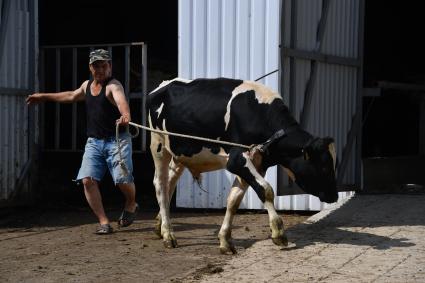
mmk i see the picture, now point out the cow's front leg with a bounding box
[243,151,288,247]
[227,150,288,248]
[218,177,248,254]
[150,134,177,248]
[154,159,185,239]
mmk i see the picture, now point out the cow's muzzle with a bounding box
[318,192,338,204]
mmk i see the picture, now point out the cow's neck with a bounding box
[262,128,313,168]
[252,100,312,168]
[266,100,299,135]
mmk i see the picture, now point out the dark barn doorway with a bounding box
[362,2,425,190]
[38,0,178,209]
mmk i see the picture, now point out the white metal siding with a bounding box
[179,0,280,85]
[0,0,35,200]
[178,0,279,209]
[177,0,357,210]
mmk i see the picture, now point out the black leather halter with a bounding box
[257,125,299,154]
[257,126,319,158]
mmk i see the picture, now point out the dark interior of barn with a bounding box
[38,0,178,209]
[362,2,425,190]
[37,1,425,207]
[363,2,425,158]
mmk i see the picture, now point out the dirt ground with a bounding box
[0,205,311,282]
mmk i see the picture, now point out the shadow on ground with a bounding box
[284,194,423,251]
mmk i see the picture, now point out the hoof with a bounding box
[163,239,178,248]
[272,234,289,247]
[154,225,162,239]
[154,214,162,239]
[220,245,237,255]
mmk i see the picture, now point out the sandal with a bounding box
[118,203,139,228]
[95,224,113,235]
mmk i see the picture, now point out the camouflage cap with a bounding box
[89,49,111,64]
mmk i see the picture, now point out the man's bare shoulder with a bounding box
[105,79,125,101]
[106,78,124,90]
[80,80,90,94]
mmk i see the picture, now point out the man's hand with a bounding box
[116,115,130,126]
[26,93,44,105]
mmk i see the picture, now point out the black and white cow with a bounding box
[147,77,337,254]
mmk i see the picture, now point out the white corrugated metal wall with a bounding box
[0,0,37,200]
[177,0,358,210]
[177,0,280,210]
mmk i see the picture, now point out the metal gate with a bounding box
[38,43,148,153]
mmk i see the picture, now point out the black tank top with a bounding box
[85,78,127,138]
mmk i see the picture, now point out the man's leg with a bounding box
[108,134,138,226]
[82,177,109,225]
[117,182,137,212]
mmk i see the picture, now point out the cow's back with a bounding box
[147,78,243,139]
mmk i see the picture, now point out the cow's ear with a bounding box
[323,137,337,170]
[302,148,310,160]
[328,142,337,169]
[302,141,316,161]
[283,167,296,181]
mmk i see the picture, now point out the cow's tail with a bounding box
[191,172,208,193]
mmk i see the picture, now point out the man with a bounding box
[26,49,138,234]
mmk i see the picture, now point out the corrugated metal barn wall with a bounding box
[177,0,280,210]
[177,0,358,210]
[282,0,361,186]
[0,0,37,201]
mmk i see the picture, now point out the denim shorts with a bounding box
[76,133,134,184]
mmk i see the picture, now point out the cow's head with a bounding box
[288,137,338,203]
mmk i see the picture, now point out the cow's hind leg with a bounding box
[154,159,185,238]
[151,134,178,248]
[218,177,249,254]
[227,150,288,248]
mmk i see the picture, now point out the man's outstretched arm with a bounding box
[26,81,87,105]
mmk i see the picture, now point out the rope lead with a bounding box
[127,122,251,149]
[115,122,254,177]
[115,124,129,177]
